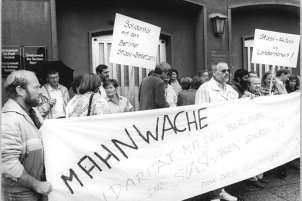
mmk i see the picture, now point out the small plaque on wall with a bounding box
[23,46,47,69]
[1,46,22,77]
[207,51,232,69]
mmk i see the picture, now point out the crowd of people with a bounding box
[1,61,300,201]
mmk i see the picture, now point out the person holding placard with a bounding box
[195,61,238,201]
[260,71,291,179]
[273,69,300,178]
[260,72,280,96]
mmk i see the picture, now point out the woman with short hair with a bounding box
[66,73,111,117]
[104,79,134,113]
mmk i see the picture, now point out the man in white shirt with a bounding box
[96,64,110,98]
[195,62,238,104]
[195,62,238,201]
[38,69,70,119]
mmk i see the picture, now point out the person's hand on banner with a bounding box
[34,181,52,195]
[242,91,256,99]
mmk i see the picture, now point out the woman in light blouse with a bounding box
[66,73,111,117]
[104,79,134,113]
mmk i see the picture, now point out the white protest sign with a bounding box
[41,93,300,201]
[109,13,161,69]
[251,29,300,67]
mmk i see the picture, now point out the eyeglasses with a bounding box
[221,69,230,73]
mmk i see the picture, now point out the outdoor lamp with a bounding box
[209,13,227,37]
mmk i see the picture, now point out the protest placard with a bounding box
[251,29,300,67]
[109,13,161,69]
[41,93,300,201]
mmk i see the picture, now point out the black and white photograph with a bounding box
[1,0,300,201]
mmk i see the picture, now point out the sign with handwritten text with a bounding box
[109,13,161,69]
[251,29,300,67]
[41,93,300,201]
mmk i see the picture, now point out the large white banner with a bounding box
[41,93,300,201]
[109,13,161,69]
[251,29,300,67]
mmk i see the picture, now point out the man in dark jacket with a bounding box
[139,62,170,110]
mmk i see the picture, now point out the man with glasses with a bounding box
[195,62,238,104]
[195,62,239,201]
[38,69,70,119]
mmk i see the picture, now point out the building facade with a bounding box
[2,0,300,106]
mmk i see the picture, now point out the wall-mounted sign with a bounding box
[1,46,47,77]
[207,51,232,69]
[23,46,47,69]
[1,46,22,77]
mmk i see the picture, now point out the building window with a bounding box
[91,35,167,110]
